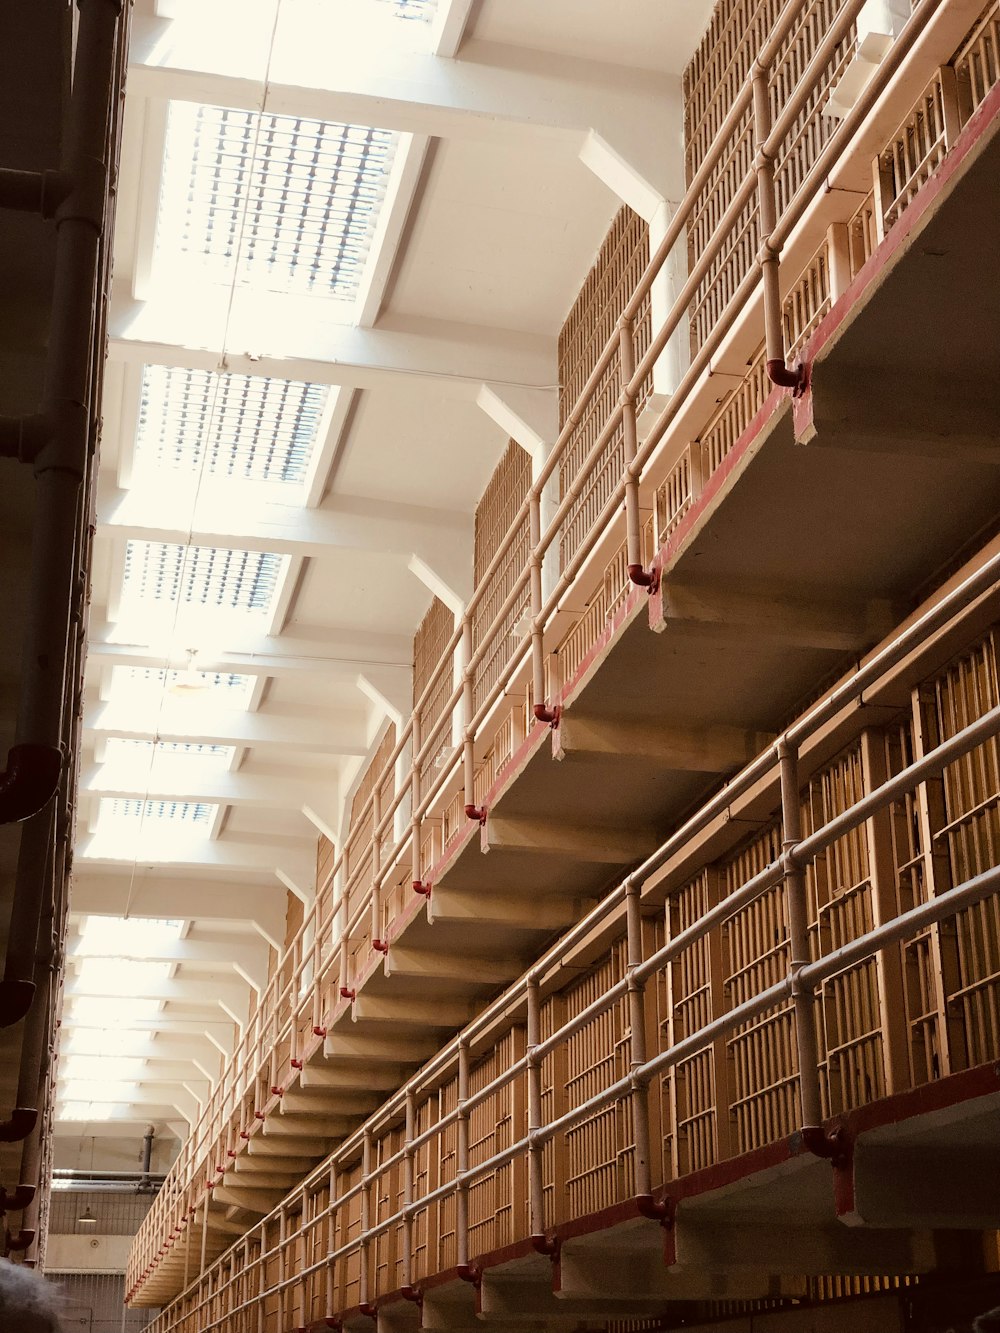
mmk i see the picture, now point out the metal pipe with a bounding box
[619,318,655,590]
[0,801,55,1025]
[462,616,485,822]
[626,883,666,1218]
[0,0,121,824]
[0,167,70,215]
[529,491,557,723]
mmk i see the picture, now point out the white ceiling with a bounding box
[63,0,715,1140]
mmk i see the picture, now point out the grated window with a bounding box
[159,102,396,300]
[136,365,327,486]
[121,541,284,616]
[103,738,235,765]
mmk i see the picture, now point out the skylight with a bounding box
[74,958,172,998]
[61,1055,147,1083]
[61,1080,141,1105]
[67,997,163,1027]
[61,1028,152,1057]
[76,915,185,959]
[121,541,285,617]
[57,1102,131,1122]
[157,102,396,301]
[99,799,215,827]
[101,738,235,777]
[108,666,255,708]
[135,365,327,487]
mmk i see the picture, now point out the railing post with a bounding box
[411,712,427,895]
[752,68,805,390]
[371,784,385,952]
[360,1129,373,1311]
[455,1038,476,1280]
[402,1089,417,1296]
[462,616,485,822]
[620,318,656,591]
[525,976,554,1253]
[626,880,668,1219]
[529,491,557,724]
[777,740,825,1145]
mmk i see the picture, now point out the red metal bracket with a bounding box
[401,1285,422,1305]
[372,938,389,954]
[254,1110,265,1121]
[413,880,431,897]
[290,1057,303,1069]
[358,1302,378,1319]
[532,703,560,727]
[766,357,810,396]
[338,988,355,1002]
[240,1130,251,1140]
[530,1234,559,1259]
[464,804,486,824]
[636,1192,673,1226]
[456,1263,480,1285]
[270,1085,283,1097]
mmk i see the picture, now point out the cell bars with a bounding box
[159,101,397,300]
[136,365,327,487]
[121,540,285,617]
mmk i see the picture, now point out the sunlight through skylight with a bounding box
[135,365,327,488]
[74,958,173,998]
[156,102,397,303]
[76,915,185,959]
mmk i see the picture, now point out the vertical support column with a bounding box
[626,882,667,1217]
[525,977,554,1251]
[371,785,385,953]
[826,221,853,303]
[199,1192,209,1276]
[938,64,963,147]
[859,728,913,1095]
[402,1089,417,1297]
[752,69,805,390]
[529,490,557,723]
[778,741,825,1139]
[455,1040,474,1279]
[871,149,893,244]
[257,1229,266,1333]
[462,616,485,822]
[411,713,427,894]
[277,1210,287,1331]
[620,318,655,589]
[911,686,968,1074]
[360,1129,374,1312]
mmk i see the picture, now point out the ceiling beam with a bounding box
[108,294,556,398]
[95,474,473,570]
[75,832,314,882]
[80,764,335,814]
[83,696,369,755]
[127,9,677,152]
[70,873,286,946]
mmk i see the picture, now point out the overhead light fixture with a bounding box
[77,1206,97,1227]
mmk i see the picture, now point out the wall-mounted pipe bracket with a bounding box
[796,1123,851,1168]
[313,1025,328,1037]
[373,938,389,954]
[401,1285,422,1305]
[338,989,354,1003]
[455,1263,480,1285]
[358,1302,378,1319]
[464,804,487,824]
[412,880,431,897]
[290,1057,303,1069]
[270,1085,283,1097]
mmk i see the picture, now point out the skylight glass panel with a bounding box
[135,365,327,486]
[62,1055,147,1082]
[121,541,284,617]
[61,1028,152,1056]
[102,738,235,775]
[67,997,163,1027]
[57,1102,129,1122]
[62,1080,141,1104]
[100,798,215,827]
[378,0,438,17]
[109,667,255,707]
[75,958,172,997]
[77,915,185,959]
[159,102,396,300]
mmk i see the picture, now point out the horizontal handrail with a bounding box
[128,0,982,1290]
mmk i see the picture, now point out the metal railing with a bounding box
[140,551,1000,1331]
[126,0,1000,1299]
